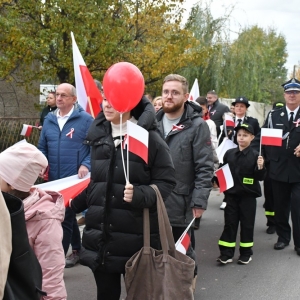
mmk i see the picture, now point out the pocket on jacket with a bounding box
[174,181,190,195]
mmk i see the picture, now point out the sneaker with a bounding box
[65,250,80,268]
[237,256,252,265]
[77,217,85,226]
[220,202,227,210]
[216,255,233,264]
[266,226,276,234]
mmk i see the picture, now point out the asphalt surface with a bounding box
[65,189,300,300]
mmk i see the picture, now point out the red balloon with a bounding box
[103,62,145,113]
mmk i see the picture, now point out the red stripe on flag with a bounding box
[216,168,227,193]
[128,136,148,164]
[25,126,33,137]
[59,178,90,207]
[79,65,102,118]
[261,136,282,146]
[181,232,190,251]
[226,120,235,127]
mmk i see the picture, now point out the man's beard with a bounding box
[162,100,184,113]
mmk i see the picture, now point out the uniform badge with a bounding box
[280,112,284,116]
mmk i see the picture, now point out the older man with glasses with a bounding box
[258,78,300,256]
[38,83,94,267]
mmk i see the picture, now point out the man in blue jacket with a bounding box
[38,83,93,267]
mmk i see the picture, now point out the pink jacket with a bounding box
[23,188,67,300]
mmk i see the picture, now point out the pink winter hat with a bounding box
[0,143,48,192]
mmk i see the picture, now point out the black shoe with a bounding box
[294,246,300,256]
[274,242,289,250]
[216,255,233,264]
[237,255,252,265]
[266,226,276,234]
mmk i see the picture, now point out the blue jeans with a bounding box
[62,207,81,255]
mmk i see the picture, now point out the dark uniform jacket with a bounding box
[209,99,230,136]
[71,99,176,274]
[223,147,266,198]
[222,116,260,145]
[259,106,300,183]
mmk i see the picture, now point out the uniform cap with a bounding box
[234,123,254,135]
[282,78,300,92]
[231,96,250,108]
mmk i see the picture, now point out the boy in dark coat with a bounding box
[217,123,266,265]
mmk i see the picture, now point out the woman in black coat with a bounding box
[71,97,176,300]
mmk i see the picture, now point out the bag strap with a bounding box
[151,184,176,258]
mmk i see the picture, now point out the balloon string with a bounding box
[119,113,129,184]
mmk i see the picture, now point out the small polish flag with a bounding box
[188,79,200,101]
[261,128,283,146]
[20,124,33,137]
[215,164,234,193]
[71,32,102,118]
[34,174,90,207]
[176,232,191,254]
[125,121,149,164]
[224,114,235,128]
[175,218,195,254]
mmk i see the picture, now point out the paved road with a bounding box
[65,189,300,299]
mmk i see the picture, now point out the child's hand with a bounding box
[124,184,134,203]
[257,156,264,170]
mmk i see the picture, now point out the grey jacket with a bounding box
[156,101,214,226]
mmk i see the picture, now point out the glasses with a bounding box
[56,93,73,98]
[162,90,183,97]
[285,91,300,95]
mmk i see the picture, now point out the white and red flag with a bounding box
[216,137,237,164]
[71,32,102,118]
[215,163,234,193]
[224,114,235,129]
[20,124,33,137]
[188,79,200,101]
[34,174,90,207]
[175,218,195,254]
[124,121,149,164]
[260,128,283,146]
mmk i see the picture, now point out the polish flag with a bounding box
[188,79,200,101]
[215,164,234,193]
[71,32,102,118]
[20,124,33,137]
[34,174,90,207]
[224,114,235,128]
[175,218,195,254]
[125,121,149,164]
[261,128,283,146]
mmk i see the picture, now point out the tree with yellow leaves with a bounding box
[0,0,199,94]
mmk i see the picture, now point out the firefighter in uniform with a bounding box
[260,78,300,255]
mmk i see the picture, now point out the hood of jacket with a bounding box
[23,188,65,222]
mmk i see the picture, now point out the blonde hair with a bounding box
[163,74,189,94]
[152,96,162,105]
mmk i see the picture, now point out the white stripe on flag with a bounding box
[216,164,234,193]
[261,128,283,146]
[188,79,200,101]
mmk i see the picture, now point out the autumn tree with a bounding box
[0,0,199,94]
[181,1,287,103]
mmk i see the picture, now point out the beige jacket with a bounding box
[0,178,12,298]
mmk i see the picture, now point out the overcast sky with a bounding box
[183,0,300,77]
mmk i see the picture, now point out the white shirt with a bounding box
[57,106,74,131]
[286,106,299,121]
[235,116,244,127]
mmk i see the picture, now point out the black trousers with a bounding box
[219,195,257,257]
[272,180,300,247]
[263,167,275,227]
[93,269,122,300]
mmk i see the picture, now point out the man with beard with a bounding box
[156,74,214,291]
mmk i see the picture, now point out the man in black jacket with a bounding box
[207,90,230,137]
[259,78,300,255]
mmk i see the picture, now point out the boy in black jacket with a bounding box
[217,123,266,265]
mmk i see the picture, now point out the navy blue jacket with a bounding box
[38,105,93,181]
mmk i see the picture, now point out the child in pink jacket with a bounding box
[0,142,67,300]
